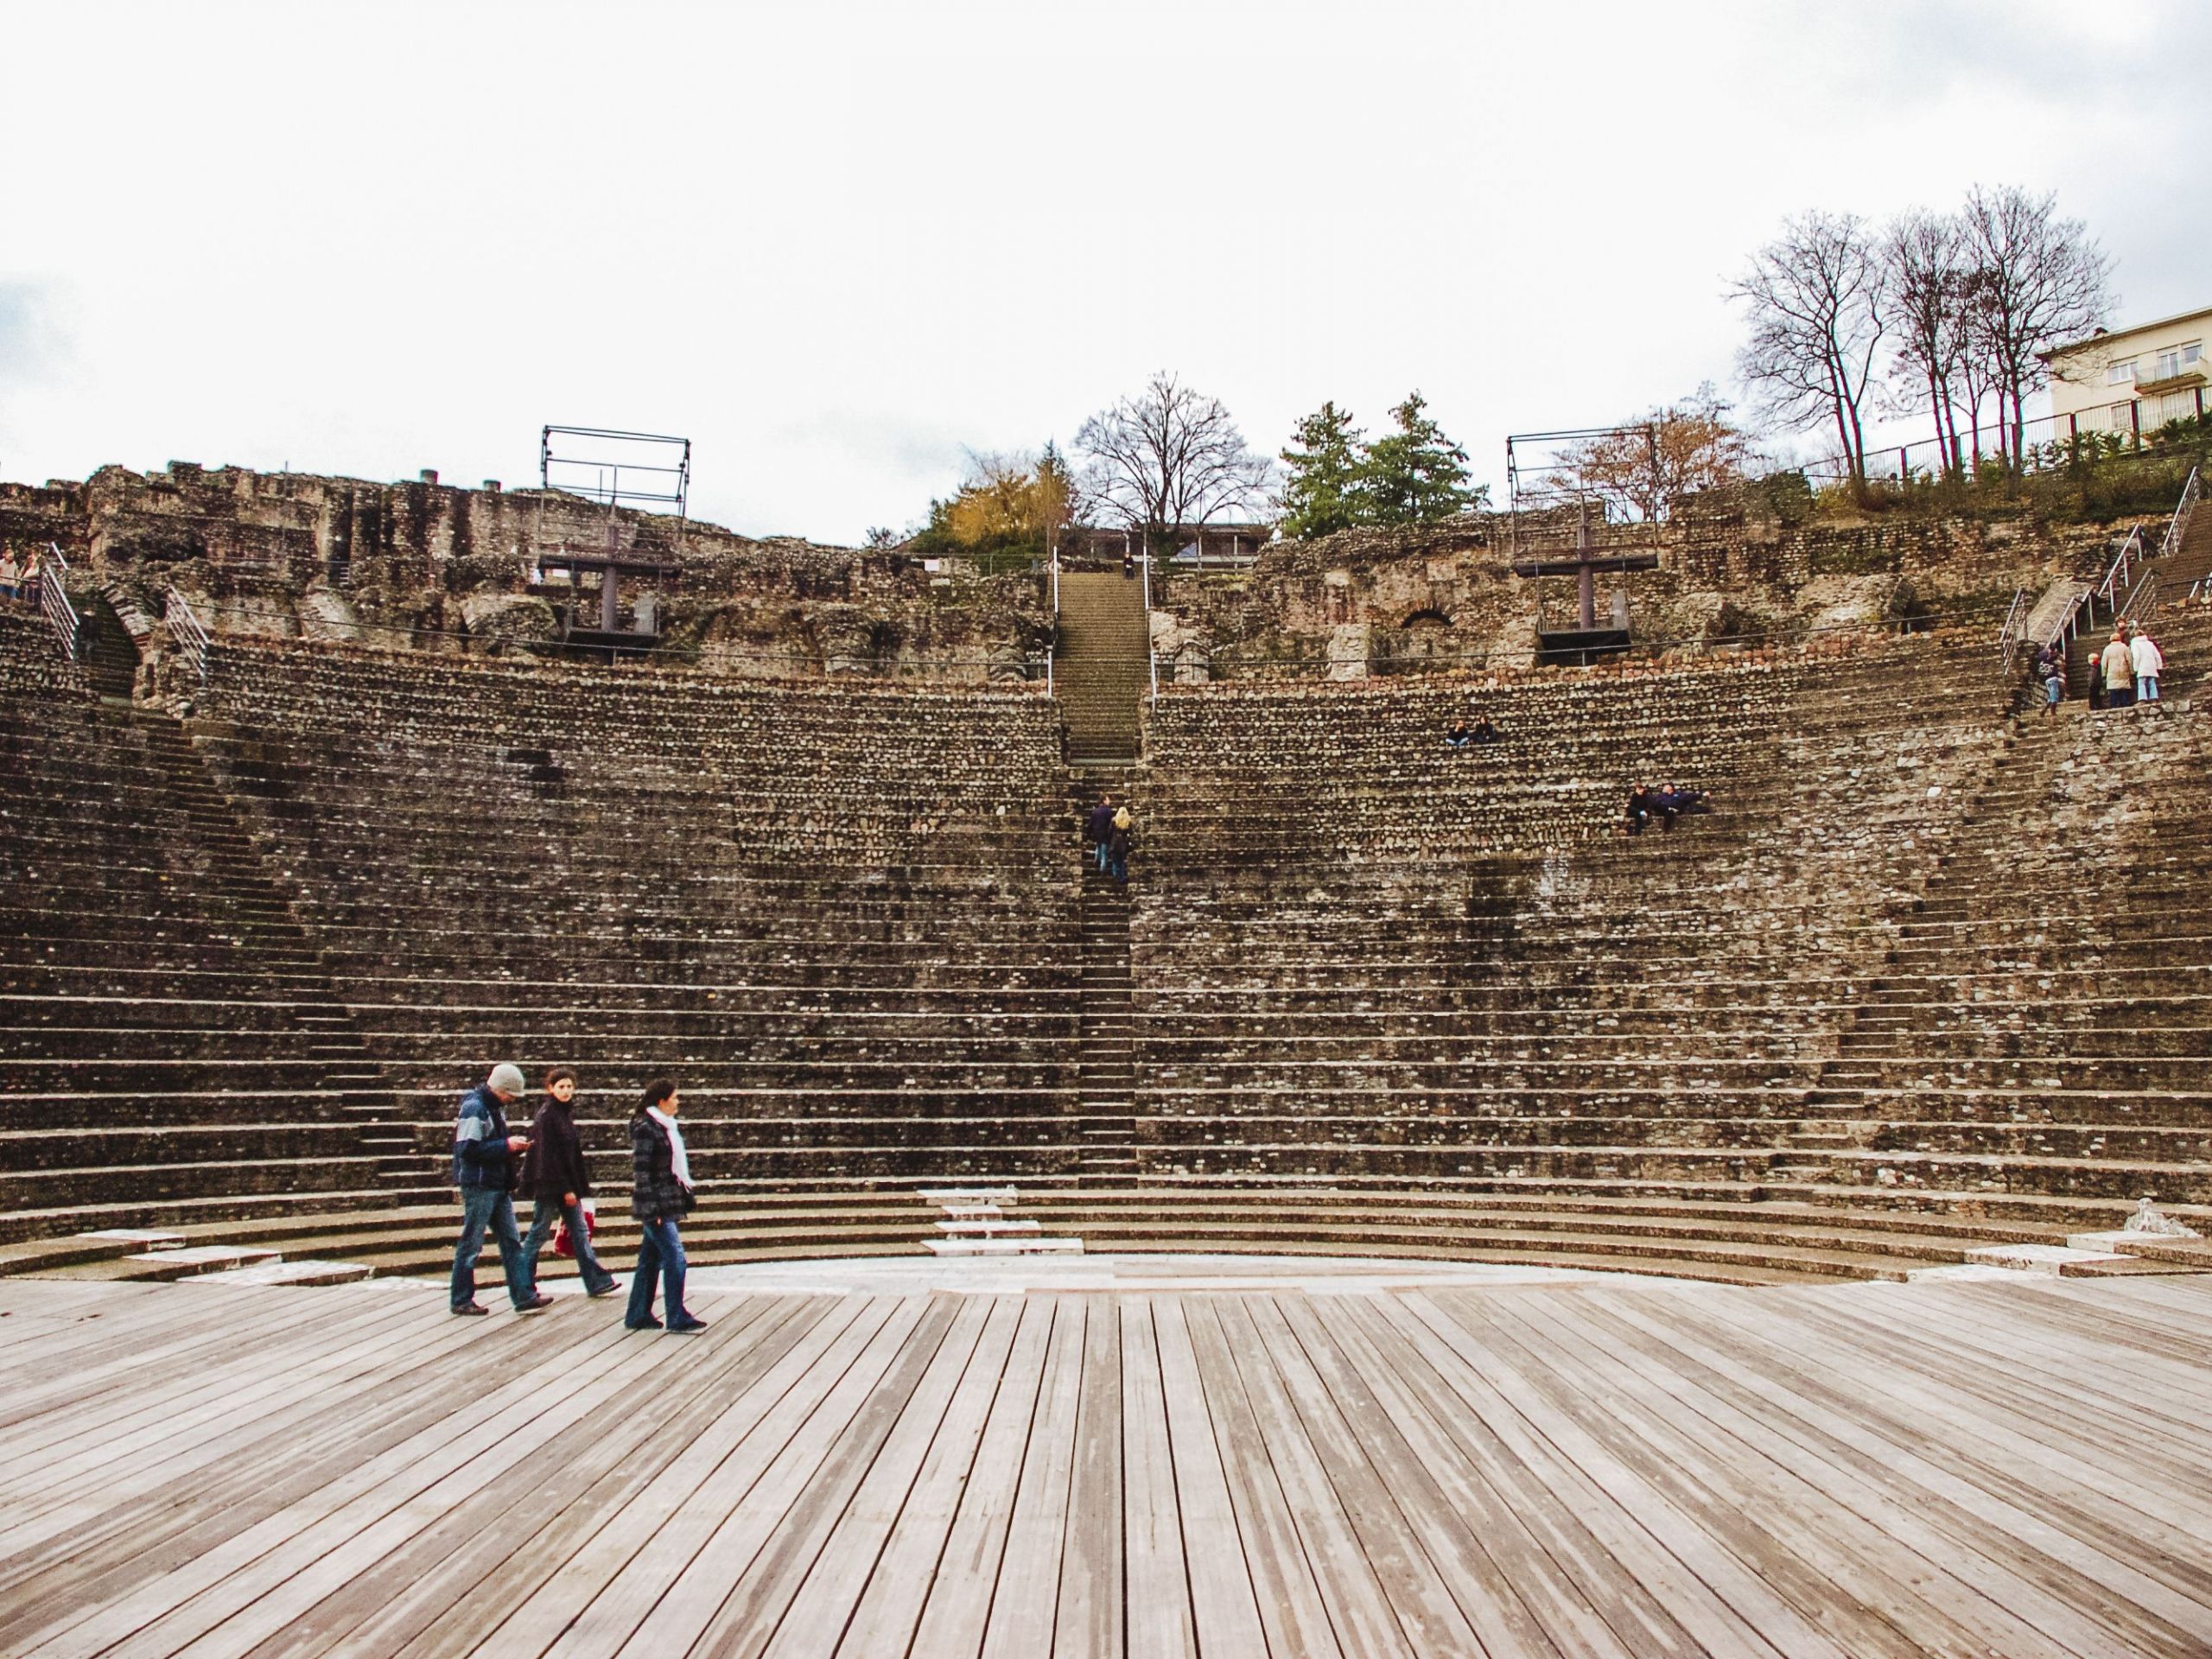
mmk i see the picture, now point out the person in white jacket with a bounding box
[2131,626,2165,702]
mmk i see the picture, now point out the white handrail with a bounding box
[2165,464,2200,561]
[37,542,79,662]
[164,585,211,682]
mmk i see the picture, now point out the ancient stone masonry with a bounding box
[1157,494,2133,681]
[0,461,1050,678]
[3,588,2209,1281]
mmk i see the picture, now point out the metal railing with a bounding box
[1141,553,1159,706]
[164,585,212,682]
[2166,464,2201,563]
[1804,387,2209,485]
[37,542,79,662]
[1998,588,2029,669]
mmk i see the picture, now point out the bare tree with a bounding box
[1557,385,1751,523]
[1731,212,1887,484]
[1883,210,1973,475]
[1958,184,2113,462]
[1074,372,1273,554]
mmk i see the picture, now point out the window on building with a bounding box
[2152,342,2203,380]
[2107,359,2138,385]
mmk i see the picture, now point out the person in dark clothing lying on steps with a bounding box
[449,1063,551,1315]
[626,1078,706,1332]
[518,1065,619,1299]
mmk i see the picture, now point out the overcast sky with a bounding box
[3,0,2205,543]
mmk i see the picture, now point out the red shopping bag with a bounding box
[553,1202,596,1259]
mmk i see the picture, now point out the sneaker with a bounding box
[625,1317,664,1332]
[451,1302,490,1317]
[515,1294,554,1313]
[667,1315,709,1333]
[585,1281,620,1299]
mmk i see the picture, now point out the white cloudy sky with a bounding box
[2,0,2204,543]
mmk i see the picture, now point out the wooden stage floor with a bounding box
[2,1266,2209,1657]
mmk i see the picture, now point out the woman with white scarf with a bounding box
[625,1078,706,1332]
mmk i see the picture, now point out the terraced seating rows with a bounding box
[181,636,1084,1194]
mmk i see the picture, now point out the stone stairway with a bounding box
[1783,710,2063,1181]
[77,595,139,700]
[1075,865,1139,1182]
[110,696,432,1205]
[1055,570,1149,762]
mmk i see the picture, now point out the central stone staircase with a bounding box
[1055,570,1148,763]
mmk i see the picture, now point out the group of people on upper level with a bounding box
[449,1064,705,1333]
[2032,620,2166,715]
[1625,781,1710,836]
[1085,792,1135,883]
[1442,717,1502,749]
[0,548,45,604]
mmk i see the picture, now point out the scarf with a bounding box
[647,1107,692,1190]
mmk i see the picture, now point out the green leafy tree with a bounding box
[1355,392,1484,525]
[1275,402,1366,540]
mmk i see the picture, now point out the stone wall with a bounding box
[1156,494,2142,680]
[0,461,1051,680]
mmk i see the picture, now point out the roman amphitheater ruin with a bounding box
[1,454,2208,1656]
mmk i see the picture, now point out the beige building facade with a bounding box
[2044,305,2209,436]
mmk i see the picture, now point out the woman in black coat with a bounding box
[518,1066,618,1298]
[625,1077,705,1332]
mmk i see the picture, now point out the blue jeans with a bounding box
[626,1216,692,1326]
[2139,676,2159,702]
[521,1198,617,1296]
[451,1187,531,1309]
[1094,841,1109,874]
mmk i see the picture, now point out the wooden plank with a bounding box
[976,1296,1085,1659]
[1053,1293,1124,1659]
[1479,1290,2017,1659]
[611,1295,950,1656]
[0,1295,553,1632]
[1279,1293,1569,1659]
[242,1300,817,1659]
[14,1300,668,1659]
[1116,1299,1196,1659]
[1146,1298,1268,1658]
[712,1294,994,1659]
[461,1298,880,1659]
[827,1297,1027,1658]
[1357,1294,1776,1659]
[1412,1287,1854,1659]
[1210,1295,1413,1658]
[1241,1294,1489,1659]
[1325,1294,1699,1659]
[527,1297,918,1659]
[1663,1288,2212,1643]
[1179,1295,1344,1659]
[1558,1289,2152,1659]
[904,1296,1057,1659]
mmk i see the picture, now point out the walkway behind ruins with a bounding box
[3,1266,2209,1657]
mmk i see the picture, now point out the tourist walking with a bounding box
[2131,625,2164,702]
[1087,793,1116,874]
[626,1078,706,1332]
[0,551,17,601]
[2035,644,2063,716]
[2100,629,2136,709]
[449,1063,551,1315]
[1107,805,1133,884]
[518,1066,619,1299]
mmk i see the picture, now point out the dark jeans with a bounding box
[521,1198,617,1296]
[450,1187,531,1309]
[626,1216,693,1326]
[2107,685,2134,709]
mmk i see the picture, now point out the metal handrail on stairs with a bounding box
[36,542,79,662]
[2165,464,2200,566]
[1141,550,1158,705]
[1998,588,2029,671]
[165,585,212,682]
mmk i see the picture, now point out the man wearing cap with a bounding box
[450,1063,551,1315]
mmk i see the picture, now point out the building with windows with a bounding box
[2043,305,2209,438]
